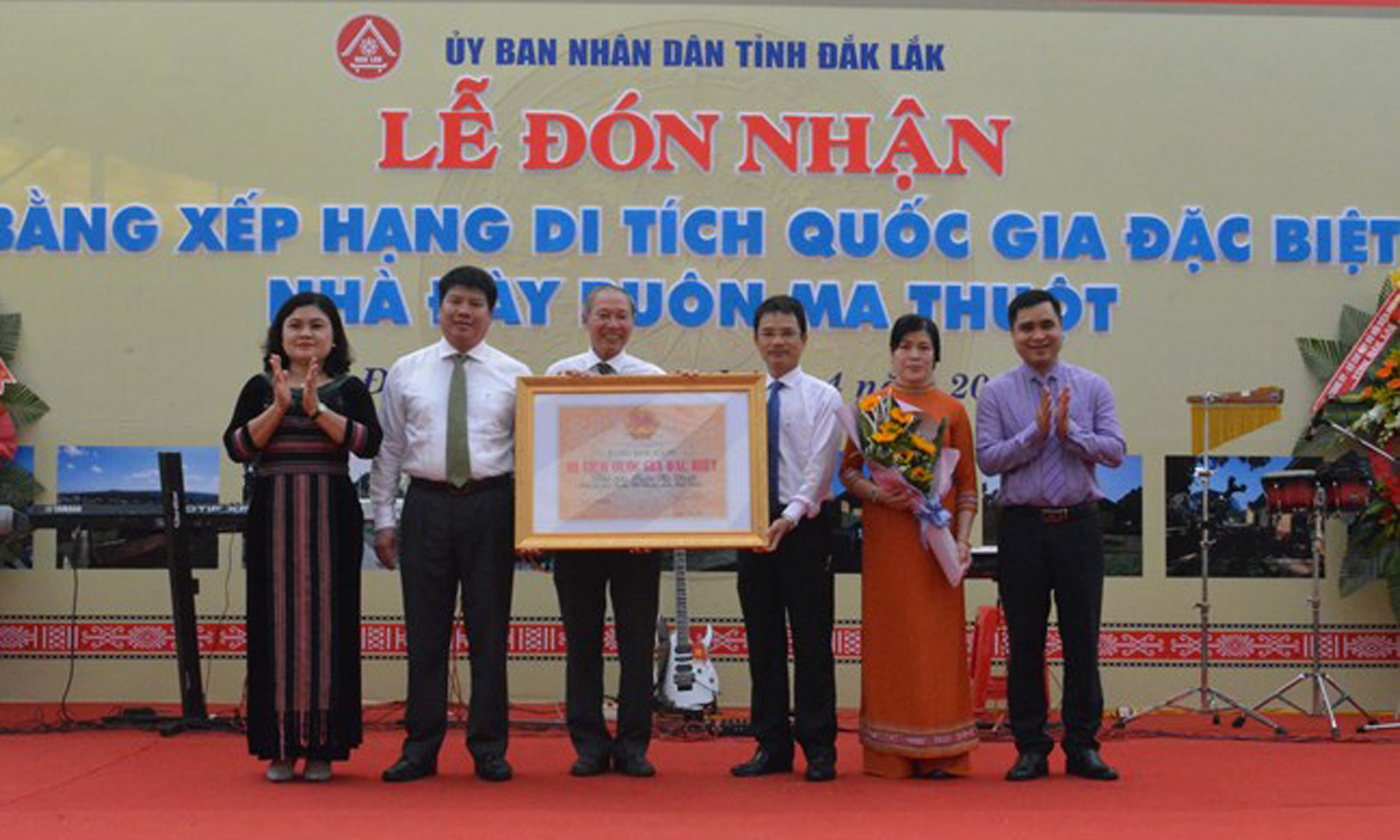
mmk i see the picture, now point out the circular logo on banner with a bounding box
[336,14,402,80]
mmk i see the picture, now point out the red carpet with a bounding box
[2,706,1397,840]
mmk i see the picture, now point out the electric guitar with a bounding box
[655,548,720,712]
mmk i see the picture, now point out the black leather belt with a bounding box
[410,474,513,497]
[1004,501,1099,524]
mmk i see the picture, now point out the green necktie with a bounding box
[447,352,471,487]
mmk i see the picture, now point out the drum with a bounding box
[1261,470,1317,513]
[1324,477,1370,512]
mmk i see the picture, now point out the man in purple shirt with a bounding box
[976,289,1126,783]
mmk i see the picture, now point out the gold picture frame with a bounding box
[515,373,768,550]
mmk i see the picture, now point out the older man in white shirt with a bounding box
[545,284,665,778]
[371,265,530,784]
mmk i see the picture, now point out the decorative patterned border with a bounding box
[1,617,1396,665]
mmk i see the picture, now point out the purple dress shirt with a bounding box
[975,361,1126,507]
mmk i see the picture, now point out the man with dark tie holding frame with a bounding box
[975,288,1125,783]
[731,295,842,783]
[372,265,530,783]
[545,284,665,778]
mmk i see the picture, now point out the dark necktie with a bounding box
[446,353,471,487]
[593,360,616,375]
[767,380,784,514]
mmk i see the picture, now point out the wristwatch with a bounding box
[309,401,327,419]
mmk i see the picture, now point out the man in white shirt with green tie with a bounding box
[372,265,530,784]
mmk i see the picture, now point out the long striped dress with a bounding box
[224,374,381,762]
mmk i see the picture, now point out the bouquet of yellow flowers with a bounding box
[840,388,966,585]
[854,390,947,493]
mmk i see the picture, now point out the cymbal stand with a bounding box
[1235,479,1375,738]
[1117,393,1284,733]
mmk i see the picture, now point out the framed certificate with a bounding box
[515,373,768,550]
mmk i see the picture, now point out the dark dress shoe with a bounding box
[804,760,836,782]
[1065,749,1119,781]
[382,757,437,782]
[731,748,794,777]
[613,754,657,778]
[570,755,610,777]
[475,755,514,782]
[1004,752,1049,782]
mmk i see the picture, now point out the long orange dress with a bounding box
[843,385,980,778]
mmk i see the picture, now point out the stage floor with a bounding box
[1,706,1397,840]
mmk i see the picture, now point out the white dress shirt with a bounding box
[371,338,531,530]
[767,366,843,523]
[544,348,664,377]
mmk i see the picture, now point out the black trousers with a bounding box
[397,481,515,765]
[996,506,1105,756]
[736,515,837,763]
[553,550,662,763]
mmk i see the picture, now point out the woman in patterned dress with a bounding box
[224,292,381,782]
